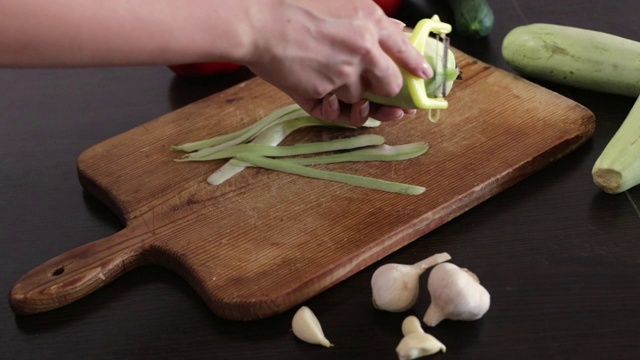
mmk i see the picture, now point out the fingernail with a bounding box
[328,94,339,112]
[391,109,404,120]
[420,62,434,78]
[389,18,407,29]
[405,109,417,115]
[360,101,370,119]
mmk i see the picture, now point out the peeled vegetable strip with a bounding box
[235,153,426,195]
[186,107,311,159]
[207,116,383,185]
[230,143,429,167]
[177,135,385,162]
[172,104,304,153]
[278,143,429,166]
[208,116,361,184]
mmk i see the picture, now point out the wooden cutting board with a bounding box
[10,50,595,320]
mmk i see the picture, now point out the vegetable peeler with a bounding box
[406,15,453,110]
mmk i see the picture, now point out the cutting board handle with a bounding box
[9,227,146,315]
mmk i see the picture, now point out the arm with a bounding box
[0,0,431,124]
[0,0,253,66]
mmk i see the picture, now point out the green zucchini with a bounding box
[502,23,640,97]
[592,95,640,194]
[365,16,459,111]
[448,0,494,38]
[365,36,459,109]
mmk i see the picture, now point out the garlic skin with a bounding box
[396,316,446,360]
[371,252,451,312]
[423,262,490,327]
[291,306,333,348]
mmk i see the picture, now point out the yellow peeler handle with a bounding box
[406,15,452,110]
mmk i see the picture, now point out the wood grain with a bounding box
[9,50,595,320]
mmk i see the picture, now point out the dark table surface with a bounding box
[2,1,640,359]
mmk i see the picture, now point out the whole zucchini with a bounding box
[593,95,640,194]
[502,23,640,97]
[448,0,494,38]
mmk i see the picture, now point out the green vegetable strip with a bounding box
[208,116,343,185]
[268,143,428,166]
[235,153,426,195]
[171,104,304,152]
[177,134,385,162]
[183,108,314,159]
[360,118,383,128]
[207,116,383,185]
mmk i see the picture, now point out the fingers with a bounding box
[378,18,433,80]
[359,41,405,98]
[335,16,432,104]
[293,94,416,127]
[298,96,370,126]
[388,18,407,30]
[280,8,433,125]
[333,81,364,105]
[369,104,415,121]
[291,95,339,122]
[349,99,370,126]
[321,93,340,120]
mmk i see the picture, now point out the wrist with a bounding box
[235,0,286,66]
[159,0,260,66]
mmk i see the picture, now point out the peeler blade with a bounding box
[440,35,450,98]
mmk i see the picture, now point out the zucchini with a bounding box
[448,0,494,38]
[365,16,460,111]
[592,95,640,194]
[502,23,640,97]
[366,36,459,109]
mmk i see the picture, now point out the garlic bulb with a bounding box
[371,252,451,312]
[396,316,446,360]
[291,306,333,347]
[423,262,490,327]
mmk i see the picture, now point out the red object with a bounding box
[168,62,243,77]
[374,0,402,16]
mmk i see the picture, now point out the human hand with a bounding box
[243,0,432,126]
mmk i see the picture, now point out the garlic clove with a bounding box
[423,303,447,328]
[396,316,446,360]
[423,262,491,327]
[396,333,447,360]
[371,263,422,312]
[291,306,333,348]
[401,315,424,336]
[371,252,451,312]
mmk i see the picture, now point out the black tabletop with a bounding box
[2,1,640,359]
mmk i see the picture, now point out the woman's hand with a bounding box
[243,0,432,125]
[0,0,431,126]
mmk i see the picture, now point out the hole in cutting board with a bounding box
[51,267,65,276]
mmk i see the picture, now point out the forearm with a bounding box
[1,0,432,125]
[0,0,256,67]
